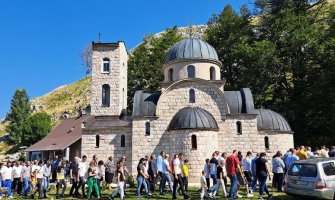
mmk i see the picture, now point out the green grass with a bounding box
[11,184,298,200]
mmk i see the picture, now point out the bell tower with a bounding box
[90,41,128,116]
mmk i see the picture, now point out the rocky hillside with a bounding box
[31,76,91,125]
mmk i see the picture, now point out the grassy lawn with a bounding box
[10,184,300,200]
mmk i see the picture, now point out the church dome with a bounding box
[253,109,292,132]
[164,38,219,64]
[168,107,218,131]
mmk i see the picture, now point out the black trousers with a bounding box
[12,178,22,194]
[273,173,284,191]
[76,176,86,196]
[206,177,210,189]
[69,177,79,195]
[173,174,187,198]
[178,177,188,194]
[56,179,67,196]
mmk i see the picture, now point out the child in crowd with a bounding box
[200,170,209,200]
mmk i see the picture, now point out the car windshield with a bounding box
[322,162,335,176]
[288,163,317,177]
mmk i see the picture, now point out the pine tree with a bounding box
[5,89,32,144]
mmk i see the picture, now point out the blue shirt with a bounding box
[251,157,258,176]
[272,157,285,173]
[285,154,299,169]
[209,158,218,175]
[156,155,163,173]
[204,164,210,178]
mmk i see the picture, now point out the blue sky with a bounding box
[0,0,250,119]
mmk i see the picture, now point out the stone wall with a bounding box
[82,126,133,174]
[163,60,221,82]
[131,80,294,182]
[131,80,226,181]
[91,42,128,116]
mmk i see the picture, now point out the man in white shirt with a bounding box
[42,161,52,198]
[77,155,87,197]
[34,160,44,198]
[160,154,173,195]
[172,153,190,200]
[0,161,14,198]
[12,161,23,195]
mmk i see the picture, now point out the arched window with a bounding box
[264,136,269,150]
[168,68,173,81]
[191,135,197,149]
[187,65,195,78]
[189,89,195,103]
[121,135,125,147]
[102,84,110,107]
[210,66,216,80]
[236,121,242,135]
[102,58,110,72]
[95,135,100,148]
[145,122,150,136]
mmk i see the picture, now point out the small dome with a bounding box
[168,107,218,131]
[253,109,292,132]
[164,38,219,63]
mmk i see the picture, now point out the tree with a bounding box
[206,1,334,145]
[127,27,182,112]
[22,111,52,146]
[5,89,32,144]
[206,5,254,89]
[80,44,93,76]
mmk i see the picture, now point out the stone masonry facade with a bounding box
[90,42,128,116]
[81,39,294,183]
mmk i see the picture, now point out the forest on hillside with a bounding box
[127,0,335,146]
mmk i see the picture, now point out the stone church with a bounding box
[78,38,294,182]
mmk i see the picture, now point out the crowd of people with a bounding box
[0,145,333,199]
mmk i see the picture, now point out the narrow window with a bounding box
[145,122,150,136]
[187,65,195,78]
[168,68,173,81]
[265,136,269,150]
[189,89,195,103]
[191,135,197,149]
[95,135,100,148]
[121,135,125,147]
[102,58,110,72]
[236,121,242,135]
[102,84,110,107]
[210,66,216,80]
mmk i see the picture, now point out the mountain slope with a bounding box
[31,76,91,124]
